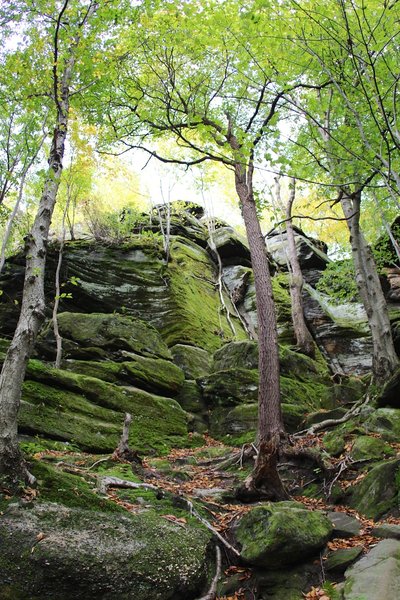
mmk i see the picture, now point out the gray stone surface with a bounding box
[371,523,400,540]
[327,511,362,538]
[343,539,400,599]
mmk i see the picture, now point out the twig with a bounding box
[195,545,222,600]
[97,476,158,496]
[183,498,240,557]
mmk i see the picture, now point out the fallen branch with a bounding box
[295,393,371,437]
[183,497,240,557]
[97,476,158,495]
[195,545,222,600]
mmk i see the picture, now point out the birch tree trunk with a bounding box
[234,160,288,501]
[341,190,399,383]
[0,1,98,482]
[285,179,315,357]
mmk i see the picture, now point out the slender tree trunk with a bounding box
[285,179,315,357]
[53,196,71,369]
[0,2,98,482]
[341,190,399,382]
[0,123,48,275]
[234,160,288,501]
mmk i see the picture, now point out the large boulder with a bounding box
[38,312,172,361]
[0,503,211,600]
[363,408,400,441]
[170,344,212,380]
[265,226,329,270]
[235,502,332,568]
[207,226,251,266]
[348,459,400,520]
[342,539,400,600]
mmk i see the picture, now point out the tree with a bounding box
[0,0,112,483]
[95,0,330,499]
[279,0,400,382]
[274,177,315,357]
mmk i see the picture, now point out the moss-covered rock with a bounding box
[39,312,172,360]
[170,345,212,379]
[349,435,395,462]
[0,502,212,600]
[64,354,184,397]
[241,272,295,343]
[199,368,258,407]
[235,502,332,568]
[363,408,400,441]
[21,361,189,454]
[210,401,306,440]
[348,459,400,520]
[325,546,363,572]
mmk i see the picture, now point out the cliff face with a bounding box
[1,206,400,600]
[0,207,349,452]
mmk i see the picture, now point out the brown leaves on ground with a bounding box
[303,586,332,600]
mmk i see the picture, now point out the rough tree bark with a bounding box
[0,1,98,483]
[341,190,399,383]
[285,178,315,357]
[234,159,288,501]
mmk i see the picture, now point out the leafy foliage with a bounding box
[316,260,359,305]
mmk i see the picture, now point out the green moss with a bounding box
[22,362,190,454]
[236,503,332,568]
[164,238,247,351]
[31,461,124,512]
[64,354,185,397]
[41,311,172,360]
[348,459,400,519]
[272,273,293,324]
[350,435,395,461]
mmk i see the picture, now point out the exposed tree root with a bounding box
[235,438,290,502]
[195,545,222,600]
[112,412,142,465]
[295,392,372,437]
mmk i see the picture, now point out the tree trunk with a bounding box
[285,179,315,357]
[0,2,97,482]
[341,190,399,382]
[0,114,68,481]
[233,161,288,501]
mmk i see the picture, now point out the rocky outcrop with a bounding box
[235,501,333,568]
[0,502,212,600]
[265,226,329,270]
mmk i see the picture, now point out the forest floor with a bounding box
[3,432,399,600]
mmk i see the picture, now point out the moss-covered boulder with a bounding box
[1,236,246,352]
[207,226,251,265]
[64,355,184,397]
[0,503,212,600]
[348,459,400,520]
[210,402,306,440]
[170,345,212,379]
[363,408,400,441]
[199,368,258,407]
[235,502,332,568]
[39,312,172,360]
[349,435,395,462]
[21,361,189,454]
[325,546,363,572]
